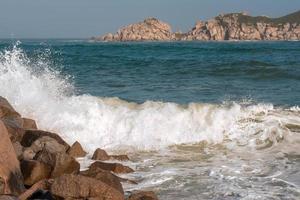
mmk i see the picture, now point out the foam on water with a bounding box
[0,44,299,152]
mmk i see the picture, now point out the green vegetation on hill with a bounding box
[222,10,300,25]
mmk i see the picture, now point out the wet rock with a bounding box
[50,174,124,200]
[21,118,37,130]
[0,121,25,195]
[92,148,110,161]
[127,191,158,200]
[67,141,87,158]
[21,130,69,150]
[89,162,134,174]
[81,168,124,194]
[20,160,51,186]
[34,150,80,178]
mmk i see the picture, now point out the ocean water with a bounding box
[0,40,299,199]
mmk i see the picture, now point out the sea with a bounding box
[0,39,299,199]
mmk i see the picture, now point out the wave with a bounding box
[0,43,299,152]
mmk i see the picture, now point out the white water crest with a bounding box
[0,44,299,153]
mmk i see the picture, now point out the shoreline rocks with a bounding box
[93,10,300,41]
[0,96,158,199]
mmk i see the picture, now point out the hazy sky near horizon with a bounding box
[0,0,299,38]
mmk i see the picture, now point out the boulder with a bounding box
[21,130,69,150]
[0,121,25,195]
[92,148,110,161]
[20,160,51,186]
[12,142,23,160]
[50,174,124,200]
[18,179,52,200]
[30,136,67,154]
[80,168,124,194]
[34,150,80,178]
[0,97,21,120]
[21,118,37,130]
[127,191,158,200]
[67,141,87,158]
[89,162,134,174]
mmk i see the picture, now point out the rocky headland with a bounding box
[93,10,300,41]
[0,96,158,200]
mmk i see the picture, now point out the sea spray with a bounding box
[0,43,299,153]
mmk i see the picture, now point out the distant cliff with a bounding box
[92,10,300,41]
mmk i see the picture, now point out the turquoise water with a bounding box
[1,40,299,106]
[0,40,299,199]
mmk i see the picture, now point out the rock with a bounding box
[127,191,158,200]
[12,142,23,160]
[18,179,52,200]
[67,141,87,158]
[1,120,25,143]
[0,195,19,200]
[50,174,124,200]
[0,121,25,195]
[20,160,51,186]
[89,162,134,174]
[30,136,67,155]
[21,118,37,130]
[34,150,80,178]
[22,148,35,161]
[94,10,300,41]
[92,148,110,161]
[80,167,124,194]
[0,97,21,120]
[110,155,130,161]
[21,130,69,150]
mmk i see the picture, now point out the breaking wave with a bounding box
[0,43,299,152]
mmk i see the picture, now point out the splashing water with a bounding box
[0,43,299,152]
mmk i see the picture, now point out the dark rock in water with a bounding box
[50,174,124,200]
[0,121,25,195]
[89,161,134,174]
[92,148,110,161]
[21,130,69,150]
[34,150,80,178]
[20,160,51,186]
[81,167,124,194]
[127,191,158,200]
[21,118,37,130]
[67,141,87,158]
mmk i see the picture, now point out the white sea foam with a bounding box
[0,44,299,152]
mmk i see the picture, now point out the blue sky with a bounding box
[0,0,299,38]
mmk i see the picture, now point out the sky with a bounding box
[0,0,299,38]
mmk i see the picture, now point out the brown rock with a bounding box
[0,121,25,195]
[18,179,52,200]
[21,118,37,130]
[12,142,23,160]
[34,150,80,178]
[20,160,51,186]
[127,191,158,200]
[0,195,19,200]
[30,136,67,154]
[81,168,124,194]
[89,162,134,174]
[0,97,21,120]
[67,141,87,158]
[92,148,110,161]
[21,130,69,150]
[50,174,124,200]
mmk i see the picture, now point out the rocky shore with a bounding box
[0,96,158,200]
[92,10,300,41]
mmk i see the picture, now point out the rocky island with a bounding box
[93,10,300,41]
